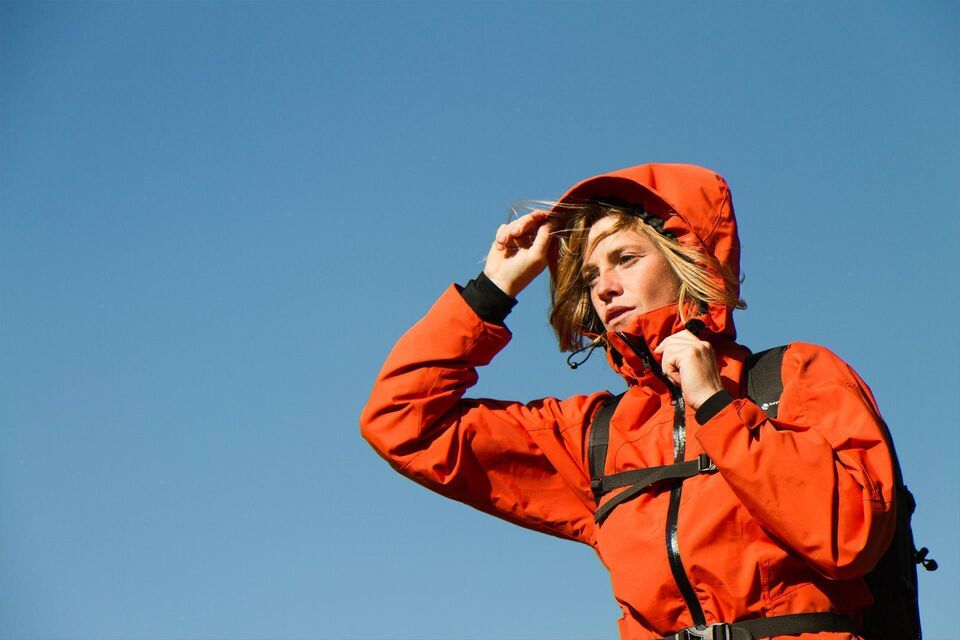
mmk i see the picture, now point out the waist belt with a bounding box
[659,612,858,640]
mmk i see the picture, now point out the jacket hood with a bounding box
[550,163,742,382]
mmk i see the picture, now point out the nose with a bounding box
[594,269,622,303]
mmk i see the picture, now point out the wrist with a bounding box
[483,268,521,298]
[695,389,734,424]
[689,384,725,411]
[462,272,517,325]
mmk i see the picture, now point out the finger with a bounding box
[530,219,555,252]
[514,210,552,236]
[501,221,528,246]
[495,223,510,248]
[495,211,552,251]
[660,354,682,386]
[655,331,699,354]
[654,334,677,354]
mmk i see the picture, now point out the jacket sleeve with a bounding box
[359,285,601,544]
[695,343,897,580]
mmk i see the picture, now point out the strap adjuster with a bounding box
[697,453,717,473]
[679,623,732,640]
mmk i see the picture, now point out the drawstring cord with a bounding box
[567,337,604,369]
[567,317,707,371]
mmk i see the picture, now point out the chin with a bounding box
[606,315,634,332]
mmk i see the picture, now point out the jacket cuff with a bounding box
[460,272,517,325]
[695,390,734,425]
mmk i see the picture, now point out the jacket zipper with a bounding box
[616,333,707,627]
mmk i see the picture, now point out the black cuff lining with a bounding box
[695,390,734,425]
[460,272,517,325]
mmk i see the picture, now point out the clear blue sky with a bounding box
[2,2,957,638]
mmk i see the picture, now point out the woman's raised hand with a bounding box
[483,210,555,298]
[654,330,724,410]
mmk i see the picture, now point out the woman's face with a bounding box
[581,216,680,332]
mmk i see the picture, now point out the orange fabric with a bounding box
[359,164,896,639]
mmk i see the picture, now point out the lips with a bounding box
[605,306,633,325]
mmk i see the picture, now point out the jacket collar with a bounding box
[604,303,684,384]
[603,301,737,385]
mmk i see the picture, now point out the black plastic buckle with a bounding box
[697,453,717,473]
[679,623,732,640]
[590,478,603,495]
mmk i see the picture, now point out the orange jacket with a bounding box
[359,164,896,639]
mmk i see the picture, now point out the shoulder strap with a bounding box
[745,345,788,418]
[587,345,787,521]
[588,393,624,500]
[588,343,788,514]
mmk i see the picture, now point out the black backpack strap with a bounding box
[589,348,791,525]
[595,454,717,524]
[744,346,787,418]
[659,611,857,640]
[588,393,624,500]
[598,454,717,493]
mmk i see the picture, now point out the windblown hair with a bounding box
[543,202,746,352]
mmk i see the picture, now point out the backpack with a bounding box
[588,345,937,640]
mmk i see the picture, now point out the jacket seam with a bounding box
[525,393,608,434]
[701,176,728,243]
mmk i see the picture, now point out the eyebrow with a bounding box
[581,242,642,275]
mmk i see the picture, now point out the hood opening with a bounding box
[547,163,744,381]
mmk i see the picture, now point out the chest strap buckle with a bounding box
[697,453,718,473]
[678,623,732,640]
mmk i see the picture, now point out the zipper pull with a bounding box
[684,318,706,337]
[616,332,654,372]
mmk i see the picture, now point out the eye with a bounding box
[582,270,598,287]
[618,253,640,266]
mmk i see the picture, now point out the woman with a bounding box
[360,163,895,639]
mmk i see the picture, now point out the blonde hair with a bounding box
[545,202,746,352]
